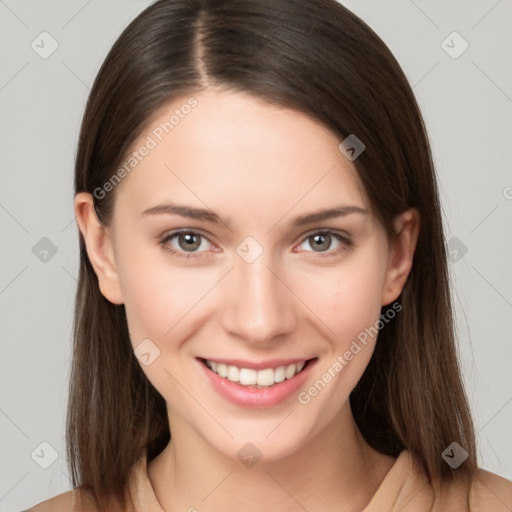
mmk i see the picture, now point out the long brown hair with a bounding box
[68,0,478,510]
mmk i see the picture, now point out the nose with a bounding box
[219,250,297,346]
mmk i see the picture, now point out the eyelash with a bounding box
[159,229,353,260]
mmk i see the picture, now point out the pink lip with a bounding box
[196,357,317,408]
[200,357,312,371]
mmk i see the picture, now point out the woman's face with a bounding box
[81,88,415,462]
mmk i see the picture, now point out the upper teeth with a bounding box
[205,360,306,387]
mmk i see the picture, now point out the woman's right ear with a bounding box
[74,192,124,305]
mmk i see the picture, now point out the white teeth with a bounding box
[285,364,297,379]
[227,366,239,382]
[239,368,257,386]
[217,363,228,378]
[205,359,307,387]
[274,366,286,383]
[256,368,275,386]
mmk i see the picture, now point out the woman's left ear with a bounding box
[381,208,420,306]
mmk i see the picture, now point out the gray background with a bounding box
[0,0,511,510]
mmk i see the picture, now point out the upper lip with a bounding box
[199,357,316,370]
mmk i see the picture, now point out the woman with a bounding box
[26,0,512,510]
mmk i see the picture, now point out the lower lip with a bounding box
[197,358,317,408]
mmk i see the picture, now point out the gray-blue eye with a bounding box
[297,231,352,255]
[160,230,212,258]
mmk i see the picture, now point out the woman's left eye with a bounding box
[159,229,352,259]
[295,230,353,257]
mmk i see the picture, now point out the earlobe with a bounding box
[381,208,420,306]
[74,193,124,305]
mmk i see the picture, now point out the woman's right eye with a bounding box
[159,230,214,259]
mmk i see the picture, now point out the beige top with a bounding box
[25,450,512,511]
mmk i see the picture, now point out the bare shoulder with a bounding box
[471,468,512,511]
[23,487,98,512]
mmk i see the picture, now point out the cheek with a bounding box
[292,250,388,406]
[123,272,211,348]
[293,250,388,346]
[115,241,211,347]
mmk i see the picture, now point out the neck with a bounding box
[148,402,395,512]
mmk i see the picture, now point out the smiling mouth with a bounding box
[199,357,316,388]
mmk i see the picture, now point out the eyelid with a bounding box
[159,228,217,258]
[299,227,352,243]
[293,229,353,257]
[159,227,353,259]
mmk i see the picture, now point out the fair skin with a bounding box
[75,88,419,511]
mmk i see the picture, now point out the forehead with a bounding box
[113,88,370,226]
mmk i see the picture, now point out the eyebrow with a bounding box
[140,203,369,226]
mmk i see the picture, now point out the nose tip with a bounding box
[219,255,297,345]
